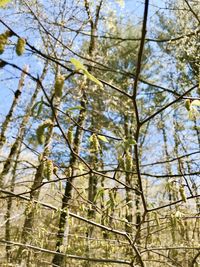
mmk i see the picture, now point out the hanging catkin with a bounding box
[125,152,133,171]
[67,126,74,145]
[54,74,65,98]
[45,159,53,180]
[36,119,53,145]
[0,31,10,54]
[179,185,187,202]
[16,38,26,56]
[90,134,99,152]
[184,99,190,111]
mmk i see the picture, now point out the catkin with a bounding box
[185,99,190,111]
[36,125,45,145]
[154,212,160,226]
[90,134,99,152]
[179,186,187,202]
[67,126,73,145]
[118,156,125,170]
[0,44,4,54]
[125,152,133,171]
[5,30,13,38]
[170,214,177,228]
[45,159,53,180]
[54,74,65,98]
[36,119,53,145]
[0,32,8,54]
[109,191,116,207]
[53,166,58,174]
[0,33,8,44]
[16,38,26,56]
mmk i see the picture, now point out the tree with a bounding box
[0,0,199,266]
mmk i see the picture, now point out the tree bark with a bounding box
[0,66,28,151]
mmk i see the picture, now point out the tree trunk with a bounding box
[52,93,87,266]
[5,141,22,263]
[0,66,28,151]
[52,1,102,265]
[0,66,47,186]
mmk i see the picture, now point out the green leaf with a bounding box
[31,97,43,117]
[191,100,200,107]
[188,106,199,120]
[97,135,109,142]
[0,0,11,7]
[94,188,104,202]
[123,138,137,149]
[83,69,103,87]
[127,138,137,145]
[32,101,40,114]
[67,105,85,111]
[70,58,86,71]
[70,57,103,87]
[37,101,43,117]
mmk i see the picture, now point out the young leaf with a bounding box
[127,138,137,145]
[94,188,104,202]
[70,58,86,71]
[70,57,103,87]
[32,101,41,115]
[67,105,85,111]
[188,106,199,120]
[191,100,200,107]
[32,97,43,117]
[83,69,103,87]
[124,138,137,149]
[97,135,109,142]
[37,101,43,117]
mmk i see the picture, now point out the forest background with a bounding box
[0,0,199,266]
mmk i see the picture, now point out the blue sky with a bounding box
[0,0,166,118]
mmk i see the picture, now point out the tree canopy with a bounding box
[0,0,199,266]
